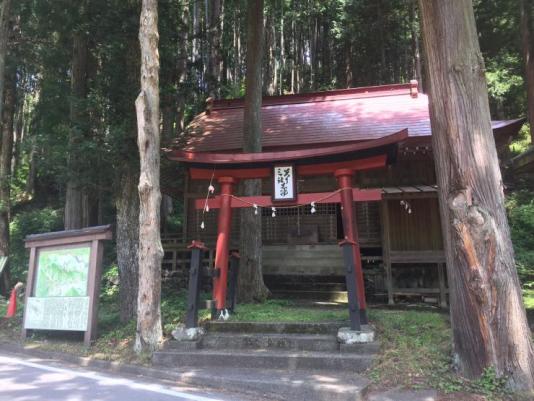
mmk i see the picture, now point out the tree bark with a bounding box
[0,0,11,130]
[520,0,534,143]
[116,168,139,322]
[410,0,423,90]
[64,31,89,230]
[207,0,223,98]
[0,66,14,295]
[135,0,163,353]
[418,0,534,391]
[238,0,269,303]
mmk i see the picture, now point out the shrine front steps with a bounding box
[153,348,374,372]
[152,321,379,401]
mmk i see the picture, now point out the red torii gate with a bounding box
[167,130,408,328]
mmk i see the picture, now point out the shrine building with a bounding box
[163,81,524,315]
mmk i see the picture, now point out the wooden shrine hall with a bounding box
[165,81,524,315]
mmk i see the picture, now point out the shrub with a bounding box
[9,208,63,282]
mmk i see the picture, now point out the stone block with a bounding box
[337,325,375,344]
[171,323,206,341]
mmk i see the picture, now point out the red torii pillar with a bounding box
[212,176,236,315]
[335,168,368,323]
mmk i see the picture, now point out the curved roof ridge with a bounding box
[212,82,418,110]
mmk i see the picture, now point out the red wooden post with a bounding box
[335,168,367,322]
[213,176,236,313]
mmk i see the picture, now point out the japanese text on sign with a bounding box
[273,165,295,200]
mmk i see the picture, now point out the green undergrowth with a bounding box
[523,287,534,309]
[368,308,520,400]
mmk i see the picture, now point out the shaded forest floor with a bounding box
[0,289,532,401]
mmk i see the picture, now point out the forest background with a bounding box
[0,0,533,317]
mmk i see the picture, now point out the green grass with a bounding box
[368,308,452,388]
[229,299,348,322]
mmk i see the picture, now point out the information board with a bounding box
[24,296,90,331]
[22,225,112,345]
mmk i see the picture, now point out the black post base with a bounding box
[340,242,361,332]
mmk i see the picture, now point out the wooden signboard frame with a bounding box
[22,225,112,346]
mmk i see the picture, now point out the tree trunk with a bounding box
[25,138,36,197]
[135,0,163,353]
[238,0,269,303]
[520,0,534,143]
[0,0,11,129]
[410,0,423,89]
[64,31,89,230]
[116,168,139,322]
[0,67,14,295]
[207,0,223,98]
[418,0,534,391]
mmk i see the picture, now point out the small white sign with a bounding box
[273,165,296,201]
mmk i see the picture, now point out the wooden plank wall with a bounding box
[388,197,443,251]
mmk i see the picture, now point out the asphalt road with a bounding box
[0,353,251,401]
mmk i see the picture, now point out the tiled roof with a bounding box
[180,82,523,152]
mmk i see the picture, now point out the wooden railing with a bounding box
[161,234,214,281]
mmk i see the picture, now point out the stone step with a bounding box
[265,281,348,292]
[153,349,374,373]
[199,332,339,352]
[166,335,381,354]
[263,254,344,263]
[162,366,372,401]
[271,289,349,302]
[202,321,347,335]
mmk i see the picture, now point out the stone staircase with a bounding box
[153,321,379,401]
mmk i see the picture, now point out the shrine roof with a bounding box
[177,81,524,153]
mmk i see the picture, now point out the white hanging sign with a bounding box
[273,165,296,202]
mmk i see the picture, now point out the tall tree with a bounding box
[64,28,89,230]
[135,0,163,352]
[418,0,534,391]
[0,67,14,294]
[0,0,11,294]
[207,0,223,98]
[520,0,534,143]
[0,0,12,130]
[238,0,269,303]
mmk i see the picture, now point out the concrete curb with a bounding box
[0,341,371,401]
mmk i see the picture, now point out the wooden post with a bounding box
[21,246,36,340]
[380,199,394,305]
[213,176,236,315]
[437,262,447,308]
[335,168,367,323]
[84,239,104,346]
[186,241,206,328]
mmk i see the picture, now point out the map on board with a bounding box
[34,246,90,298]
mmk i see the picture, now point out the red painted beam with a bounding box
[168,130,407,165]
[297,155,387,176]
[189,155,388,180]
[195,189,382,210]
